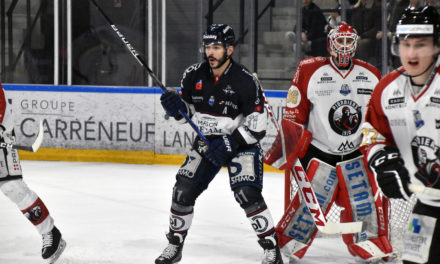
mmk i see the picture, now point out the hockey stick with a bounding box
[254,73,362,234]
[0,121,44,152]
[89,0,209,144]
[409,183,440,197]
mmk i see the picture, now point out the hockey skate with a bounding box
[258,236,284,264]
[155,232,185,264]
[42,226,66,263]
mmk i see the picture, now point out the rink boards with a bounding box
[3,84,286,169]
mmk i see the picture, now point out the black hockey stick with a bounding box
[89,0,209,144]
[0,121,44,152]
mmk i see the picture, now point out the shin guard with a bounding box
[169,202,194,235]
[0,179,53,234]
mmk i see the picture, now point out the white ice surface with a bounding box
[0,161,357,263]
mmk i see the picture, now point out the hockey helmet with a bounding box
[391,6,440,55]
[202,24,235,47]
[327,22,358,68]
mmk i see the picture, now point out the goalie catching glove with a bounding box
[204,135,238,167]
[368,146,412,200]
[160,90,186,118]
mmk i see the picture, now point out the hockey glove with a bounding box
[204,135,238,167]
[160,90,185,118]
[368,146,412,200]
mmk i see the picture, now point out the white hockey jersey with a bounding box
[362,59,440,207]
[284,57,381,155]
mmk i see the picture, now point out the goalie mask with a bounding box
[327,22,358,68]
[201,24,235,69]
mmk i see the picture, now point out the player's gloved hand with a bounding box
[204,135,238,167]
[160,90,185,118]
[368,146,412,200]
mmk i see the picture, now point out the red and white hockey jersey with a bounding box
[0,83,13,133]
[285,57,381,155]
[362,61,440,207]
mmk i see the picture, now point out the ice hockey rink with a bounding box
[0,160,368,263]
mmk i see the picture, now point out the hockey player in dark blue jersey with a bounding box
[155,24,283,264]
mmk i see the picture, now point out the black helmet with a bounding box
[202,24,235,47]
[395,6,440,43]
[391,6,440,55]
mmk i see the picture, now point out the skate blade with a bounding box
[47,239,66,264]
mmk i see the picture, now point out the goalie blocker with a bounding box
[264,120,394,261]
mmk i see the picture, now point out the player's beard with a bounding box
[206,52,229,69]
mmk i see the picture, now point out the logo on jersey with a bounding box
[338,140,356,151]
[389,97,405,105]
[411,136,440,186]
[328,99,362,136]
[340,84,351,96]
[355,73,368,81]
[409,218,422,234]
[192,96,203,102]
[223,84,235,95]
[430,97,440,105]
[393,89,402,96]
[390,119,407,127]
[357,88,373,95]
[413,110,424,129]
[318,72,335,84]
[195,79,203,90]
[208,96,215,106]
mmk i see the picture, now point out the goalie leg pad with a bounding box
[0,179,53,234]
[276,159,338,259]
[347,238,389,260]
[336,156,393,260]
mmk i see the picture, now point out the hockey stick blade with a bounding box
[12,121,44,152]
[409,183,440,197]
[291,159,363,234]
[320,221,364,234]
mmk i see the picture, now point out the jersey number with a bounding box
[287,89,299,105]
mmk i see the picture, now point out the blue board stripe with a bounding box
[2,84,287,98]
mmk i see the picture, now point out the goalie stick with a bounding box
[409,183,440,197]
[254,73,362,234]
[89,0,209,144]
[0,121,44,152]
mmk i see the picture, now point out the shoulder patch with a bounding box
[286,85,301,108]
